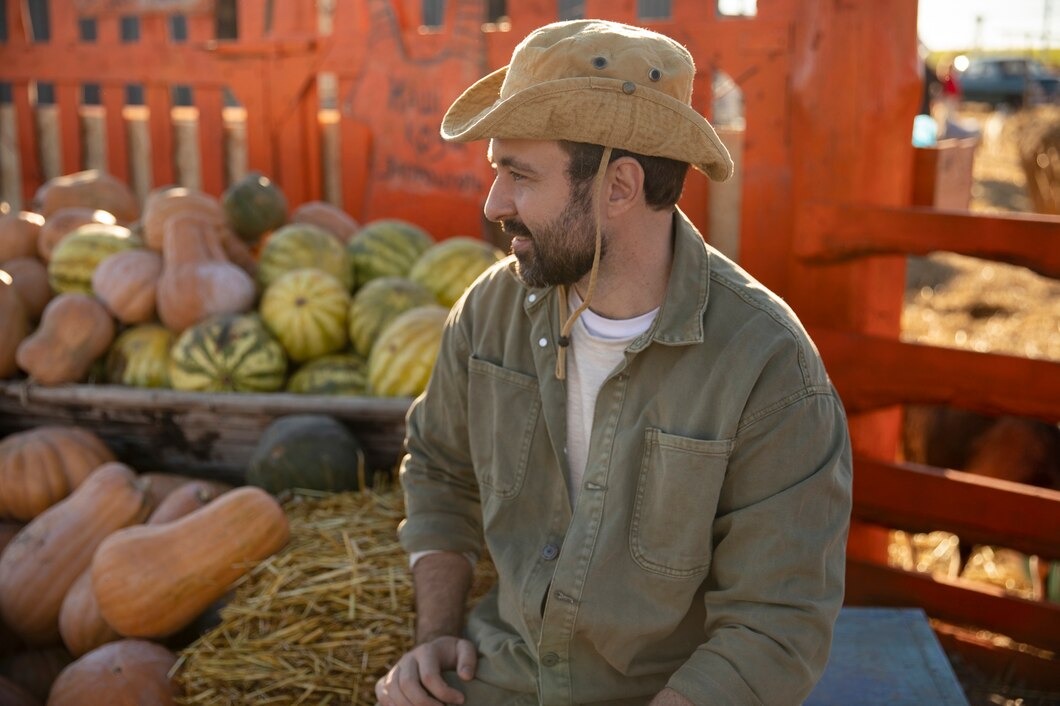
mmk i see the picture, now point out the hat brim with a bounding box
[441,66,734,182]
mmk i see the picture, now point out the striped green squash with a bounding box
[256,224,352,291]
[47,223,141,294]
[169,313,288,392]
[259,268,350,363]
[367,305,448,397]
[347,276,436,357]
[408,236,504,308]
[346,219,434,290]
[105,324,174,388]
[286,353,368,395]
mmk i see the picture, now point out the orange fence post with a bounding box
[788,0,922,460]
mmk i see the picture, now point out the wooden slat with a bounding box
[844,553,1060,652]
[812,327,1060,422]
[932,621,1060,690]
[100,83,129,182]
[797,202,1060,279]
[55,83,82,174]
[194,86,225,194]
[12,82,41,205]
[0,382,412,483]
[853,456,1060,559]
[74,0,215,17]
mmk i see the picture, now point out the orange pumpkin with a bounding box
[37,207,116,263]
[47,639,178,706]
[15,294,116,384]
[91,249,163,324]
[32,171,139,224]
[155,214,256,332]
[0,463,150,645]
[0,257,52,321]
[93,486,289,638]
[58,570,121,658]
[0,211,45,263]
[0,270,29,379]
[0,426,115,522]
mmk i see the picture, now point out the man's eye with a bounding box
[510,171,525,182]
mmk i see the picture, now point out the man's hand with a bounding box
[375,635,477,706]
[649,687,696,706]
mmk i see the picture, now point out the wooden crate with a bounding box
[0,381,411,485]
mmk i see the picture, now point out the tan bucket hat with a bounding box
[441,19,733,181]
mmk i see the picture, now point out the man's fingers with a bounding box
[416,645,466,704]
[455,639,478,681]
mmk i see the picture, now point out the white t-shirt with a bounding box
[411,290,658,568]
[564,291,658,502]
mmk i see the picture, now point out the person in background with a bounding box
[377,19,852,706]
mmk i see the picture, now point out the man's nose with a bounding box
[483,178,513,224]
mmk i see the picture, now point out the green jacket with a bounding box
[399,210,852,705]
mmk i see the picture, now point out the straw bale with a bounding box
[174,487,496,705]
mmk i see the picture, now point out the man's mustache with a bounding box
[502,219,532,237]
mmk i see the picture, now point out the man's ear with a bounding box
[605,157,643,216]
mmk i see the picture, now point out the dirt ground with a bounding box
[902,106,1059,362]
[903,105,1059,706]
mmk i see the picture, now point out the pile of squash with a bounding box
[0,169,504,398]
[0,424,290,705]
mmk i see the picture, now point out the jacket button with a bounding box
[541,652,560,667]
[541,543,559,561]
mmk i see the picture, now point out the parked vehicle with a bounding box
[956,57,1060,108]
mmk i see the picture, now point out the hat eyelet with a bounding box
[648,67,662,82]
[591,56,608,69]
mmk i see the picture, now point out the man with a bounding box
[377,19,852,706]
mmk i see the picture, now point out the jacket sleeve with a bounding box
[667,387,853,706]
[397,306,484,558]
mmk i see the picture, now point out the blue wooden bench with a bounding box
[805,608,969,705]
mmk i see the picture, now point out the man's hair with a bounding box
[559,141,690,210]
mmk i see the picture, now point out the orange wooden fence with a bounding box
[1,0,1058,685]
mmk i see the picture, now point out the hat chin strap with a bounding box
[555,146,612,380]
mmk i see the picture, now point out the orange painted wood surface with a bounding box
[845,544,1060,652]
[853,457,1060,560]
[813,327,1060,423]
[797,203,1060,279]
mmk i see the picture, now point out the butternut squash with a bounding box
[0,270,29,380]
[155,214,257,332]
[0,211,44,263]
[32,171,139,224]
[0,463,150,645]
[92,486,288,638]
[1,257,52,321]
[146,479,228,525]
[15,294,116,385]
[58,570,120,658]
[91,249,163,324]
[37,207,116,262]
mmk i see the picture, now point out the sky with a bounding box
[917,0,1059,51]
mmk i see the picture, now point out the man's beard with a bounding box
[505,186,601,289]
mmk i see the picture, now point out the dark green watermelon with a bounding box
[246,414,367,493]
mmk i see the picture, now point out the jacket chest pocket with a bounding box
[467,357,542,499]
[630,428,732,578]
